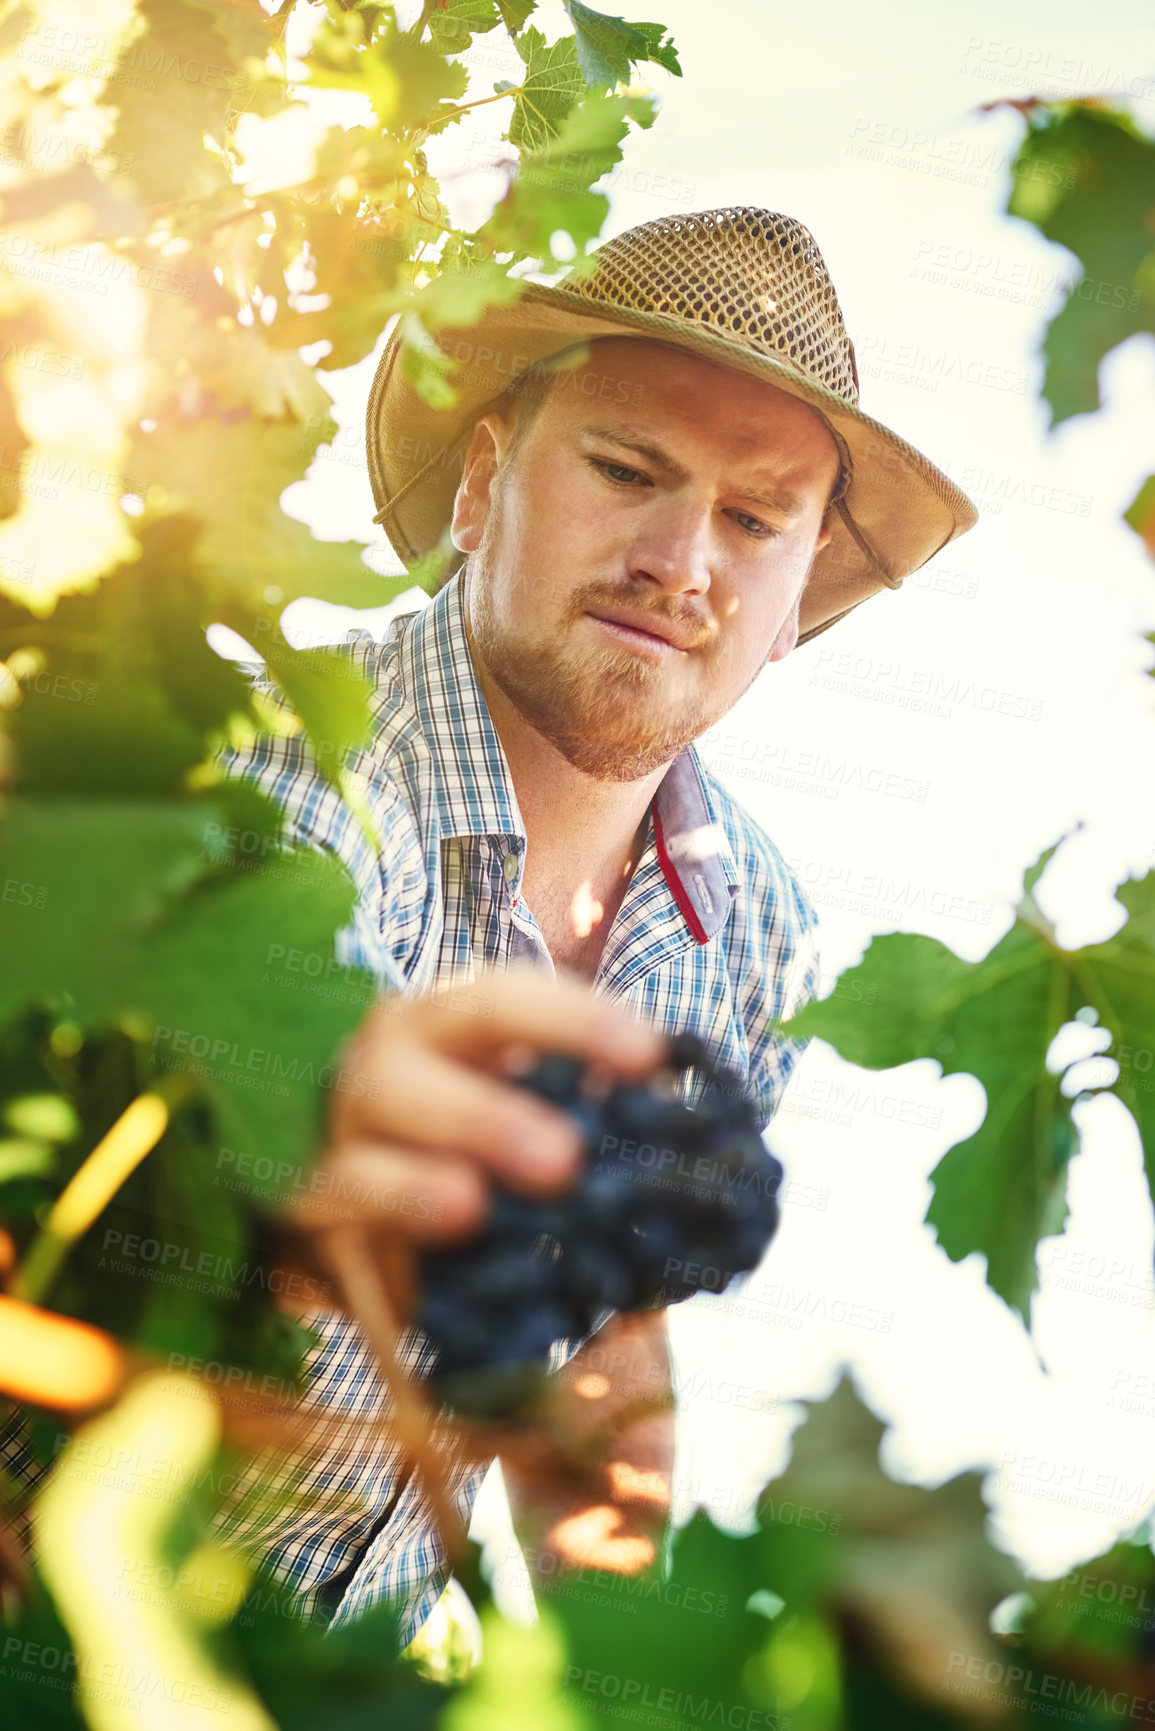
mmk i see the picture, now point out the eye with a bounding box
[590,457,649,487]
[729,509,778,539]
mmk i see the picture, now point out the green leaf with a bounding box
[427,0,502,56]
[130,419,408,611]
[260,637,376,825]
[0,537,255,799]
[563,2,681,86]
[402,262,527,331]
[398,313,462,409]
[0,799,372,1172]
[481,90,654,260]
[378,21,471,130]
[0,801,226,1035]
[630,21,681,76]
[508,28,586,152]
[0,1136,57,1184]
[751,1378,1020,1718]
[104,0,245,206]
[1124,474,1155,556]
[545,1516,769,1726]
[1077,874,1155,1204]
[3,1093,79,1142]
[564,0,650,87]
[495,0,538,32]
[1007,106,1155,425]
[782,844,1155,1320]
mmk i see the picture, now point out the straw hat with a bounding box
[366,207,977,645]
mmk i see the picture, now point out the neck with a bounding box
[464,621,670,973]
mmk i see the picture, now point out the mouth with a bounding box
[585,609,692,656]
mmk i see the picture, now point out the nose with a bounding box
[625,490,713,597]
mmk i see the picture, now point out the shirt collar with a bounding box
[399,575,737,942]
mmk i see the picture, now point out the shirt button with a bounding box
[503,852,519,883]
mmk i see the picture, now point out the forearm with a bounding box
[500,1307,675,1585]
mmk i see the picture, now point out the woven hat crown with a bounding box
[562,207,860,406]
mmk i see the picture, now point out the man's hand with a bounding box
[260,965,676,1574]
[281,964,665,1297]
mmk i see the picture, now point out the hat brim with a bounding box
[366,283,978,645]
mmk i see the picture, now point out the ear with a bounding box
[767,594,801,664]
[769,519,832,663]
[450,413,514,555]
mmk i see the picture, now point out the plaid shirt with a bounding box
[211,575,819,1643]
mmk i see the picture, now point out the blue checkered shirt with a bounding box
[217,573,820,1645]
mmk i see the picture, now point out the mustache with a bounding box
[568,583,716,651]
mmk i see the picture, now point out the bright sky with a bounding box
[256,0,1155,1606]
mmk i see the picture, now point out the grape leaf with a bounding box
[1076,875,1155,1189]
[2,532,256,798]
[481,90,655,260]
[751,1377,1020,1716]
[427,0,502,57]
[563,1,678,88]
[260,637,376,816]
[629,21,681,76]
[495,0,538,33]
[507,28,586,152]
[103,0,244,206]
[129,419,408,611]
[1007,106,1155,425]
[0,799,371,1170]
[564,0,649,87]
[785,847,1155,1321]
[0,801,228,1036]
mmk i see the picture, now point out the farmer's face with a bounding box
[453,338,840,780]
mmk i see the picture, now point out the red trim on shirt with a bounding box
[652,804,709,945]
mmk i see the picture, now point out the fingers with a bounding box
[307,967,668,1257]
[407,965,664,1074]
[286,1143,487,1243]
[335,1034,585,1193]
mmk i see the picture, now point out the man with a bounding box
[224,207,976,1644]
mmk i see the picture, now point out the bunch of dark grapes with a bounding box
[416,1033,783,1420]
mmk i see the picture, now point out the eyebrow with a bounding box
[578,422,807,518]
